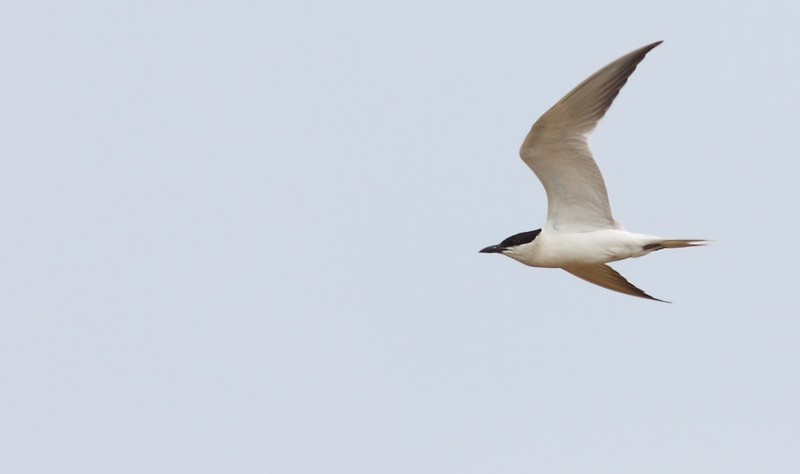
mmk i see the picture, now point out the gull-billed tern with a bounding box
[480,41,707,302]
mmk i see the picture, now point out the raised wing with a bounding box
[562,263,667,302]
[520,41,662,232]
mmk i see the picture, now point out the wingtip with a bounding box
[640,40,663,55]
[649,295,671,304]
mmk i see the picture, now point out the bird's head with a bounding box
[479,229,541,258]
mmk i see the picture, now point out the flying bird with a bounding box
[480,41,706,302]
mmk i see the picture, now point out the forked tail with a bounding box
[643,239,709,251]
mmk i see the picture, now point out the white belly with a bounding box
[509,229,658,268]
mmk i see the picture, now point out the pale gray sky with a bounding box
[2,1,799,473]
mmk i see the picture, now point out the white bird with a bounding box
[480,41,706,302]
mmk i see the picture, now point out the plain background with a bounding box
[2,1,799,473]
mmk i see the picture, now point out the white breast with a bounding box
[507,228,658,268]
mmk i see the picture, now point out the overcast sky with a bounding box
[2,1,799,473]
